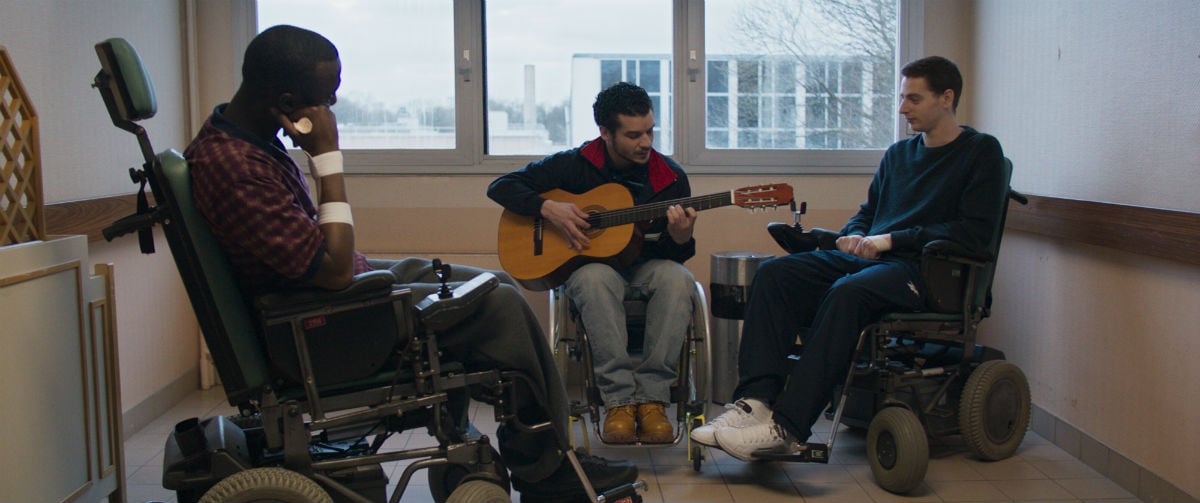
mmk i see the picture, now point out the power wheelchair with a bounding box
[760,165,1031,494]
[91,38,645,503]
[549,280,712,470]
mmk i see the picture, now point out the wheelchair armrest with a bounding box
[922,240,993,266]
[254,270,399,315]
[766,224,840,253]
[810,228,840,250]
[415,272,500,332]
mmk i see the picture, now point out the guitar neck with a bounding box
[587,191,734,229]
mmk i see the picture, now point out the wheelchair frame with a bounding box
[549,281,713,471]
[92,38,646,503]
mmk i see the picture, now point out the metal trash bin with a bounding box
[709,251,773,404]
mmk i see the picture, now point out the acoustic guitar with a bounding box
[497,183,794,290]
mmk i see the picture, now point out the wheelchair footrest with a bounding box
[753,442,830,463]
[597,479,647,503]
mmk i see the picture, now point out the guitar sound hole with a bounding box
[583,206,607,239]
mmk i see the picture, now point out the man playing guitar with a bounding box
[488,82,697,445]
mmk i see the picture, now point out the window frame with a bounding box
[232,0,921,175]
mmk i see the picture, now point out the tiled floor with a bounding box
[124,388,1142,503]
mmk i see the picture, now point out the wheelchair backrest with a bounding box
[94,38,272,405]
[154,150,273,404]
[976,158,1016,313]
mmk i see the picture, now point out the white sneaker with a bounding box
[714,421,799,461]
[689,398,770,447]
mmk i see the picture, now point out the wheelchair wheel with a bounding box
[867,407,928,494]
[553,337,572,388]
[688,415,705,472]
[446,480,511,503]
[959,360,1031,461]
[429,445,510,503]
[198,467,332,503]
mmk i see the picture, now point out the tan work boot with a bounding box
[602,404,637,444]
[637,402,674,443]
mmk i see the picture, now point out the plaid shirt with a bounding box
[186,105,370,295]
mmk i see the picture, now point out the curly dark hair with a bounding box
[242,25,339,96]
[901,56,963,112]
[592,82,653,132]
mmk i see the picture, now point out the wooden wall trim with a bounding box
[44,194,138,242]
[47,192,1199,266]
[1006,194,1200,266]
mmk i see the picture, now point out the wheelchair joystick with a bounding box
[432,258,453,299]
[792,201,806,230]
[767,200,820,254]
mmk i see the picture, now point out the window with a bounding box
[483,1,673,155]
[257,0,457,150]
[243,0,913,173]
[703,0,899,152]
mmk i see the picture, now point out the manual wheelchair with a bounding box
[549,278,712,471]
[759,167,1031,494]
[91,38,645,503]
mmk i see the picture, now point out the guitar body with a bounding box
[498,184,643,291]
[496,181,792,291]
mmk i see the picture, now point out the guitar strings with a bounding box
[587,192,733,229]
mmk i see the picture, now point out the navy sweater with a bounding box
[488,138,696,264]
[842,126,1008,257]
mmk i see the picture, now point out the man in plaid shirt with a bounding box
[186,25,636,502]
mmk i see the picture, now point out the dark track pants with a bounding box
[731,250,924,441]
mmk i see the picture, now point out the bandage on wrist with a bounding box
[866,235,892,252]
[317,201,354,226]
[307,151,344,178]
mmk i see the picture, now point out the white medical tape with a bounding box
[317,201,354,226]
[307,150,344,178]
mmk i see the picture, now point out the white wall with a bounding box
[954,0,1200,497]
[0,0,199,415]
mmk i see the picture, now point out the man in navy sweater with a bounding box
[691,56,1009,460]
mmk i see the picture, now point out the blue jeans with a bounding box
[564,260,695,407]
[732,250,924,441]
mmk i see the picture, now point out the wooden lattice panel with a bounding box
[1,45,45,245]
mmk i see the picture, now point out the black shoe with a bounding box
[513,451,637,503]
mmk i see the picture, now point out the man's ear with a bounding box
[941,89,956,111]
[599,126,612,143]
[277,92,300,115]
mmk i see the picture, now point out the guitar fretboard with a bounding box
[586,191,734,229]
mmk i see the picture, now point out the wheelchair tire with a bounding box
[867,407,928,494]
[429,445,510,503]
[446,480,511,503]
[959,360,1031,461]
[197,467,332,503]
[689,416,705,472]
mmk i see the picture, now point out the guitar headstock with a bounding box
[732,184,794,210]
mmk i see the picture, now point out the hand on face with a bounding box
[274,104,339,156]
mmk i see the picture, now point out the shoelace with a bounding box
[711,400,753,427]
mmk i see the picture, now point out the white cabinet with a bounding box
[0,235,124,502]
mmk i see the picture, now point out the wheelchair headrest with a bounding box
[94,38,157,123]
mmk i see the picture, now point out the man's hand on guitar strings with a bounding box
[540,199,592,250]
[666,204,698,244]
